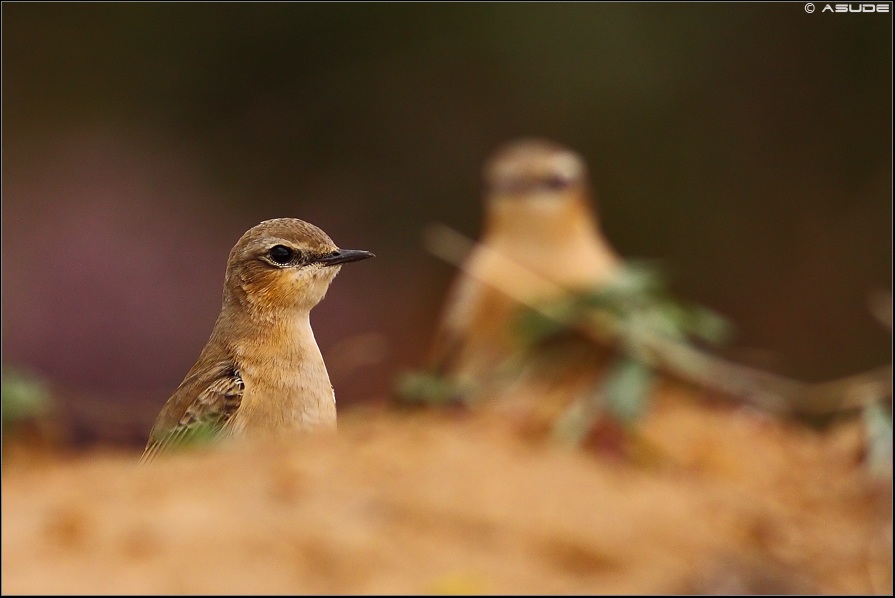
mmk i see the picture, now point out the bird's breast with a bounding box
[228,316,337,436]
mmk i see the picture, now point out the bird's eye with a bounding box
[268,245,294,265]
[543,174,571,191]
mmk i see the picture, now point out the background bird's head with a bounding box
[481,138,600,244]
[223,218,374,314]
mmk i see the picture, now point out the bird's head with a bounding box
[223,218,374,314]
[481,138,598,242]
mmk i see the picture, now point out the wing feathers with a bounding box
[140,364,244,462]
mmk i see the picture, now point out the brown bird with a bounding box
[428,138,624,423]
[142,218,374,461]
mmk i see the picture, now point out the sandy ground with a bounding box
[2,392,892,595]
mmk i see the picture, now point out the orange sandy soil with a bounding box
[2,393,892,595]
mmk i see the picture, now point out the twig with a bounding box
[423,223,892,416]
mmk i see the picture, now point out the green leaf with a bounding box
[515,306,567,346]
[551,394,601,447]
[683,304,733,345]
[1,366,53,434]
[603,357,655,423]
[394,370,468,406]
[176,421,221,448]
[862,402,893,477]
[603,261,667,298]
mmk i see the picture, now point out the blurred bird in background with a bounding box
[142,218,374,461]
[415,138,892,451]
[431,139,622,388]
[423,139,628,437]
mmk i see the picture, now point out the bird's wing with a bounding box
[429,265,485,375]
[140,362,244,462]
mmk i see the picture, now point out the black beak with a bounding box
[317,249,375,267]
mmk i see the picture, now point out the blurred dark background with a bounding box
[2,3,890,446]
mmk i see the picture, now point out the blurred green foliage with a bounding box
[1,366,54,436]
[395,370,471,408]
[518,263,732,444]
[517,262,733,352]
[862,401,893,477]
[160,420,222,451]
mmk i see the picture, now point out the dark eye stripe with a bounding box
[542,174,572,191]
[489,174,575,195]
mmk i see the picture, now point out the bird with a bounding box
[141,218,374,461]
[426,138,625,428]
